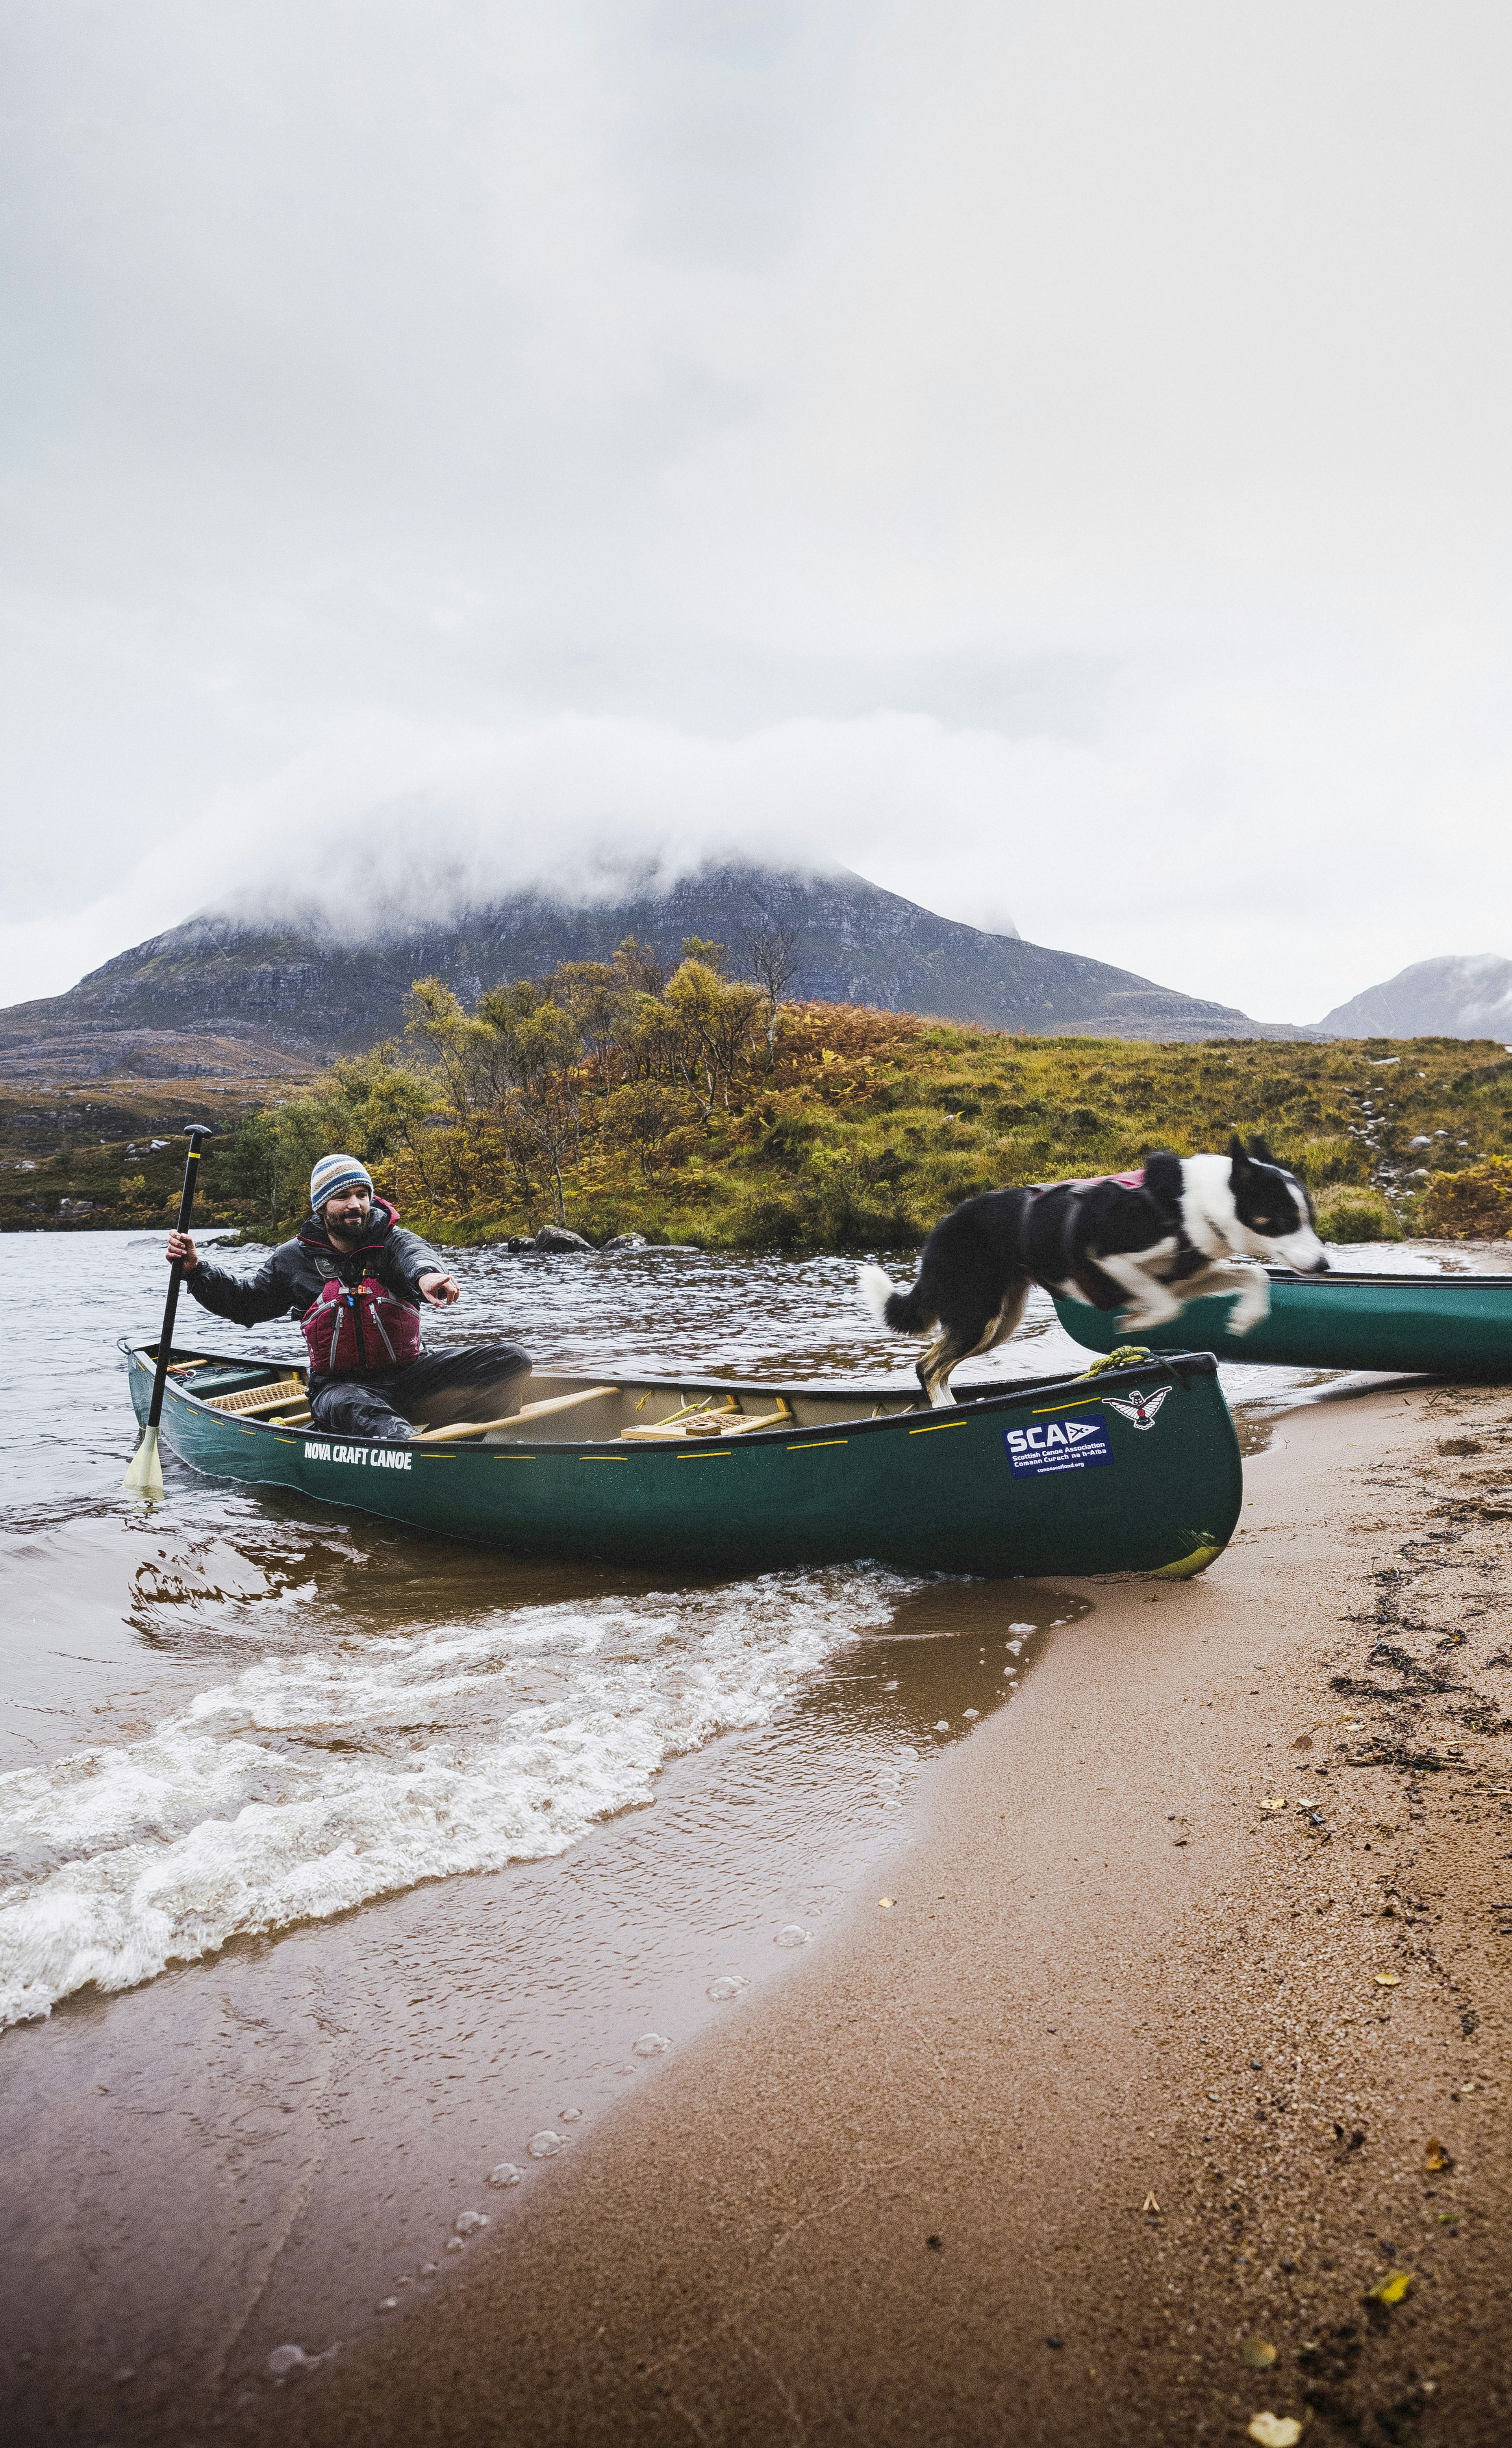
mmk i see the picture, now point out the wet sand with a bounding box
[238,1380,1512,2448]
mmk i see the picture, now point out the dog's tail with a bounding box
[858,1262,935,1337]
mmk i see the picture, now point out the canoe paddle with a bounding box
[124,1126,211,1500]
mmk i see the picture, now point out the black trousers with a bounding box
[310,1343,530,1444]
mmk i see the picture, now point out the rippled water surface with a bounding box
[0,1227,1459,2441]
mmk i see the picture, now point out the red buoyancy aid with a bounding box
[301,1274,423,1377]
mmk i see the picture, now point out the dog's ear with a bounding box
[1248,1134,1277,1166]
[1228,1132,1250,1171]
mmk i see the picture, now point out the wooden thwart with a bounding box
[412,1384,619,1443]
[620,1397,793,1441]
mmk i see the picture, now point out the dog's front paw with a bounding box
[1228,1279,1272,1335]
[1117,1293,1180,1332]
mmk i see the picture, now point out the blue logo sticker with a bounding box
[1003,1415,1114,1477]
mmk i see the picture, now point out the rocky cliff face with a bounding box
[2,865,1303,1069]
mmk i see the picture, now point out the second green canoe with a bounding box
[1053,1268,1512,1378]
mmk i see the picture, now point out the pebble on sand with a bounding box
[266,2346,320,2379]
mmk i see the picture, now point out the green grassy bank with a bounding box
[9,975,1506,1249]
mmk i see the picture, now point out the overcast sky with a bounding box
[3,0,1511,1023]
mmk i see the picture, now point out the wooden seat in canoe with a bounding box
[206,1378,307,1416]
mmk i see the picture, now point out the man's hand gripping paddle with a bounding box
[124,1127,211,1500]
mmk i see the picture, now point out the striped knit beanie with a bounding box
[310,1153,373,1211]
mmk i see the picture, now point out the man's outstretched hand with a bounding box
[166,1230,199,1273]
[419,1270,461,1306]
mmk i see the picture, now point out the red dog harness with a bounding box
[1019,1164,1206,1311]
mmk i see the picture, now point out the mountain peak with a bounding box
[0,864,1304,1085]
[1317,953,1512,1039]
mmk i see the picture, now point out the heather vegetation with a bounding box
[5,948,1509,1247]
[214,950,1512,1251]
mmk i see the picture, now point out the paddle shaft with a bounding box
[143,1129,211,1434]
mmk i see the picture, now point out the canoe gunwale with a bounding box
[120,1338,1221,1456]
[1264,1268,1512,1292]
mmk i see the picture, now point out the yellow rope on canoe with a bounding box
[1075,1344,1153,1377]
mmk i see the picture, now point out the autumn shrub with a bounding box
[1423,1159,1512,1240]
[1314,1186,1403,1243]
[198,990,1512,1257]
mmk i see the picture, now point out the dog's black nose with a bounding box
[1311,1253,1330,1273]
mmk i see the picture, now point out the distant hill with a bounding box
[0,865,1307,1083]
[1317,954,1512,1041]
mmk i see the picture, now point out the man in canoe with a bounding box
[166,1153,529,1443]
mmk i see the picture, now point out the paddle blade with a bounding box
[123,1425,165,1501]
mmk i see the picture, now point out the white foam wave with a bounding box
[0,1569,914,2029]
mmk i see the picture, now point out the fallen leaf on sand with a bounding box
[878,1898,895,1909]
[1374,1972,1401,1987]
[1248,2419,1303,2448]
[1365,2269,1414,2305]
[1423,2137,1454,2174]
[1242,2339,1278,2368]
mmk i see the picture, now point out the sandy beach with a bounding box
[226,1376,1512,2448]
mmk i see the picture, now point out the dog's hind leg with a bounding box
[916,1279,1029,1407]
[917,1330,969,1408]
[972,1277,1030,1358]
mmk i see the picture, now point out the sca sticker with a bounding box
[1003,1416,1114,1477]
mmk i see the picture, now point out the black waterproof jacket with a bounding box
[183,1199,442,1356]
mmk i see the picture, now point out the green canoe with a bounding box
[121,1338,1241,1580]
[1052,1268,1512,1378]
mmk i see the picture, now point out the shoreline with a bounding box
[237,1379,1512,2448]
[4,1568,1075,2444]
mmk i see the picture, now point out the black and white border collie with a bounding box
[860,1136,1329,1407]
